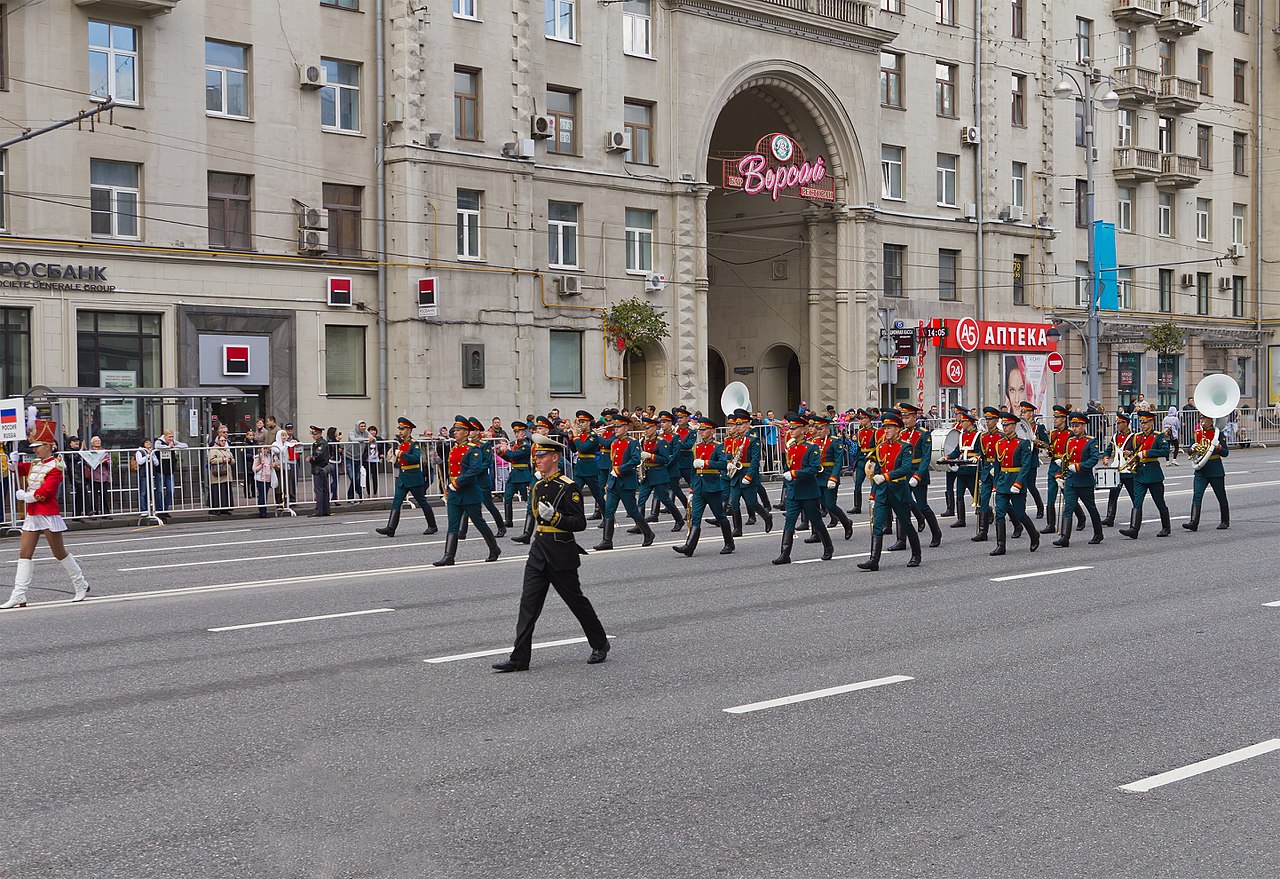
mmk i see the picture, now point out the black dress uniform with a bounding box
[493,437,609,672]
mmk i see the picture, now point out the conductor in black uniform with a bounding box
[493,436,610,673]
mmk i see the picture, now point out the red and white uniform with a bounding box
[19,455,67,531]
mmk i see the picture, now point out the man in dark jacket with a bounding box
[308,425,331,517]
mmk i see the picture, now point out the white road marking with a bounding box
[119,538,447,571]
[18,531,367,564]
[723,675,914,714]
[795,553,869,564]
[68,528,254,548]
[1264,600,1280,608]
[424,634,616,664]
[207,607,395,632]
[1119,738,1280,793]
[990,565,1093,582]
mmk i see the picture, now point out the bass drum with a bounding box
[931,426,958,469]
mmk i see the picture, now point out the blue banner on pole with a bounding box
[1093,220,1119,311]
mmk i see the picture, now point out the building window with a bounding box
[623,0,651,56]
[1232,59,1247,103]
[1074,179,1087,228]
[1158,192,1172,237]
[1197,0,1210,20]
[549,330,583,395]
[1012,253,1027,305]
[0,7,7,91]
[325,325,366,396]
[1231,276,1246,317]
[1117,267,1133,310]
[881,145,903,200]
[1075,260,1090,307]
[1011,162,1025,209]
[321,0,359,7]
[881,52,903,108]
[1074,98,1086,147]
[1117,29,1135,67]
[1158,116,1174,154]
[1233,131,1247,174]
[90,159,140,239]
[0,151,6,231]
[88,21,138,105]
[548,201,579,268]
[454,68,480,140]
[1158,269,1173,312]
[0,308,31,399]
[1075,17,1092,64]
[938,249,958,301]
[936,0,955,25]
[1117,108,1134,147]
[546,0,576,41]
[1117,186,1133,233]
[624,208,654,273]
[1011,0,1024,38]
[207,172,251,250]
[1233,0,1246,31]
[454,0,477,19]
[1195,198,1210,241]
[205,41,249,119]
[76,311,162,391]
[320,59,360,133]
[323,183,362,257]
[883,244,905,297]
[1195,272,1210,314]
[1196,50,1212,96]
[1197,125,1212,169]
[457,189,481,259]
[1011,74,1026,127]
[1158,40,1174,77]
[936,153,957,207]
[546,88,577,155]
[881,0,903,11]
[1232,203,1245,246]
[935,62,956,117]
[1158,353,1180,410]
[1117,352,1141,407]
[623,100,653,164]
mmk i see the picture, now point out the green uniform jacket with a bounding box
[498,438,533,485]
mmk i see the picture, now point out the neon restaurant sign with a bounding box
[721,133,835,203]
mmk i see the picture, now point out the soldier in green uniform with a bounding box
[989,411,1040,556]
[939,407,980,529]
[804,413,853,544]
[856,411,921,571]
[433,415,502,566]
[1051,412,1104,547]
[374,417,439,538]
[470,416,507,538]
[673,416,735,557]
[1183,411,1230,531]
[846,409,874,515]
[771,413,833,565]
[593,412,655,550]
[972,406,1002,542]
[1101,408,1136,527]
[569,410,604,521]
[498,421,532,530]
[890,402,941,550]
[724,408,772,535]
[631,415,685,533]
[1118,410,1172,540]
[1018,401,1048,520]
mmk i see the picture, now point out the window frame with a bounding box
[454,0,478,20]
[546,87,578,156]
[546,0,577,42]
[548,329,583,396]
[321,0,359,8]
[205,39,250,120]
[1012,253,1027,305]
[1195,198,1210,242]
[1011,73,1026,127]
[1232,59,1247,103]
[324,324,367,397]
[1196,49,1212,96]
[1233,0,1246,31]
[883,244,905,298]
[881,145,904,201]
[622,0,652,57]
[936,153,958,208]
[1196,124,1212,170]
[623,100,654,165]
[1011,0,1025,38]
[88,20,140,106]
[1074,179,1087,228]
[938,248,959,301]
[1158,116,1174,155]
[1232,132,1247,175]
[454,67,481,141]
[624,207,655,274]
[1075,17,1092,65]
[1117,108,1134,147]
[1158,269,1173,313]
[1117,186,1133,233]
[935,0,955,25]
[0,307,30,399]
[320,58,361,134]
[76,310,162,390]
[1158,192,1173,238]
[207,171,252,251]
[548,201,580,269]
[322,183,363,258]
[1231,203,1245,246]
[1011,161,1025,209]
[881,52,904,109]
[1195,272,1210,315]
[1116,267,1133,310]
[881,0,904,12]
[935,61,957,118]
[1231,276,1246,317]
[90,159,141,240]
[457,189,482,260]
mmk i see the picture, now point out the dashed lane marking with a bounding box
[723,675,914,714]
[424,634,616,664]
[1119,738,1280,793]
[990,565,1093,582]
[207,607,395,632]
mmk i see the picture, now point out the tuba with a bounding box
[1189,373,1241,470]
[720,381,751,417]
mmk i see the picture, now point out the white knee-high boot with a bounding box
[1,558,34,608]
[60,555,90,602]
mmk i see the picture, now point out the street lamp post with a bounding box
[1054,65,1118,407]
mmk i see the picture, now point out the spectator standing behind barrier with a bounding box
[325,427,342,499]
[276,423,300,503]
[208,434,235,514]
[83,437,112,517]
[348,421,370,499]
[62,437,86,517]
[1162,406,1182,464]
[365,426,382,496]
[252,443,276,518]
[308,425,331,517]
[241,422,260,495]
[135,440,160,514]
[153,429,187,521]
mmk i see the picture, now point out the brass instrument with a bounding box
[1114,435,1140,474]
[1189,373,1241,471]
[726,432,746,479]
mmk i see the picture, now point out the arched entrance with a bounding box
[624,343,668,411]
[759,343,801,414]
[707,347,726,416]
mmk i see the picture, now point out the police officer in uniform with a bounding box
[856,411,921,571]
[989,411,1040,556]
[433,416,501,566]
[1118,410,1172,540]
[673,416,735,557]
[569,410,604,521]
[492,436,609,673]
[1183,412,1230,531]
[497,421,532,531]
[771,413,833,565]
[374,417,439,537]
[1052,412,1104,547]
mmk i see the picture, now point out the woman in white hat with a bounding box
[1,425,90,608]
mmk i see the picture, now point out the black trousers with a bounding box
[511,560,608,664]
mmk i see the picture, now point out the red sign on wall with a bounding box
[940,356,966,386]
[940,318,1056,352]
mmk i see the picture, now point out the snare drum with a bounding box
[1094,467,1119,489]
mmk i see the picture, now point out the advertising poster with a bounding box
[1002,353,1050,414]
[100,370,138,430]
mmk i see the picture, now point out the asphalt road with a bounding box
[2,451,1277,879]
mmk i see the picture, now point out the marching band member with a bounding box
[631,415,685,534]
[890,403,941,550]
[1100,408,1135,527]
[772,413,833,565]
[857,411,920,571]
[433,416,502,566]
[939,407,979,529]
[971,407,1002,543]
[1183,412,1230,532]
[989,411,1040,555]
[1040,405,1086,536]
[1,424,90,609]
[846,409,875,515]
[469,417,507,539]
[673,416,735,557]
[805,414,853,544]
[1118,410,1172,540]
[671,406,697,514]
[593,412,655,550]
[374,416,439,538]
[1052,411,1104,547]
[1018,401,1048,520]
[569,410,604,521]
[497,420,533,535]
[725,408,773,535]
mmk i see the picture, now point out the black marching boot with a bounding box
[1182,503,1201,532]
[771,528,795,565]
[422,504,438,535]
[1118,508,1141,540]
[1012,517,1023,540]
[971,509,991,542]
[1088,517,1104,545]
[511,513,534,544]
[1052,511,1071,547]
[1039,503,1057,535]
[719,519,736,555]
[1102,495,1117,527]
[990,519,1007,556]
[639,519,656,547]
[431,533,458,566]
[926,510,942,548]
[503,499,514,529]
[482,529,502,562]
[762,506,774,533]
[804,528,822,545]
[588,504,602,521]
[1157,509,1171,537]
[671,508,685,532]
[857,534,883,571]
[1217,501,1230,530]
[731,509,743,538]
[1025,514,1040,552]
[1075,507,1086,532]
[673,527,700,557]
[593,519,616,551]
[906,522,922,567]
[819,525,834,561]
[950,505,967,529]
[376,506,401,537]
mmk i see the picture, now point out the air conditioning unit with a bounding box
[298,63,328,90]
[1218,276,1233,291]
[1229,243,1247,259]
[961,125,981,146]
[531,115,555,139]
[556,274,582,296]
[605,130,632,153]
[1180,272,1195,287]
[644,272,666,292]
[998,205,1024,222]
[502,139,536,159]
[298,228,329,254]
[299,207,328,230]
[963,202,978,220]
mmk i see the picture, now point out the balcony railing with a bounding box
[1112,0,1161,24]
[1155,74,1201,112]
[1113,66,1159,104]
[1158,152,1201,187]
[1113,146,1161,180]
[1155,0,1202,35]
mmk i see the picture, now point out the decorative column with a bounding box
[692,185,714,410]
[805,211,822,406]
[834,205,852,406]
[852,206,879,403]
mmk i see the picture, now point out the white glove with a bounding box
[640,451,653,461]
[1012,484,1023,494]
[873,474,886,485]
[826,478,837,489]
[16,490,34,503]
[694,459,706,469]
[782,471,793,482]
[611,468,620,478]
[1069,463,1079,473]
[908,476,919,487]
[537,501,555,522]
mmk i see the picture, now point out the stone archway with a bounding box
[707,346,727,416]
[624,342,669,411]
[758,343,801,414]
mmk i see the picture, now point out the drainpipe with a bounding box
[973,0,985,403]
[1253,0,1263,405]
[375,0,390,430]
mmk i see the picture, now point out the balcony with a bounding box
[1155,75,1200,113]
[1154,0,1201,36]
[1112,0,1161,25]
[1157,153,1201,187]
[1113,146,1161,181]
[1113,66,1159,105]
[74,0,183,13]
[671,0,892,45]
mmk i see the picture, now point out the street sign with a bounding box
[1047,351,1065,374]
[418,277,439,318]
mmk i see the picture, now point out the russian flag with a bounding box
[0,407,17,425]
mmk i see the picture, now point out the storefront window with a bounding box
[76,311,163,443]
[0,308,32,399]
[1157,353,1180,410]
[1117,352,1141,408]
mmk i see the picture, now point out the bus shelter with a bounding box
[23,386,258,447]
